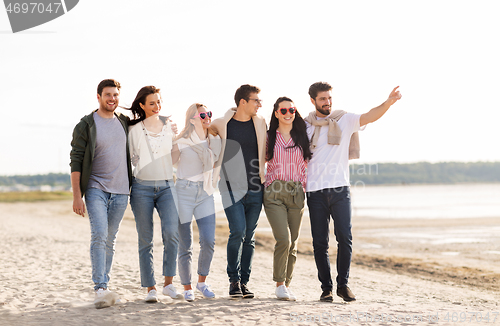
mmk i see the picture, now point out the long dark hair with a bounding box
[267,97,312,162]
[125,85,169,126]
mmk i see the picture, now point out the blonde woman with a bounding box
[172,103,221,302]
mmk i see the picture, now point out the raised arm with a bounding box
[359,86,402,127]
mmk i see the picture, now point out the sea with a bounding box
[350,183,500,219]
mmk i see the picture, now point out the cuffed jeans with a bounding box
[307,186,352,291]
[176,179,216,286]
[130,178,179,288]
[85,187,128,290]
[221,189,263,284]
[263,180,305,287]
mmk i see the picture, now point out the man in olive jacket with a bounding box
[70,79,132,308]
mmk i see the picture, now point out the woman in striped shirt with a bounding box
[264,97,312,301]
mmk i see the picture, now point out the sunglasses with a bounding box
[279,107,296,115]
[193,111,212,119]
[248,98,263,105]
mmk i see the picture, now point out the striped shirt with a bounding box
[265,131,307,190]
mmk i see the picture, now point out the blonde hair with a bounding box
[175,103,218,140]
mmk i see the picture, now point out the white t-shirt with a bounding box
[305,113,363,192]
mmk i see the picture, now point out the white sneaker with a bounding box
[275,285,290,300]
[163,284,183,299]
[183,290,195,302]
[196,282,216,298]
[94,288,118,309]
[145,289,158,303]
[287,287,297,301]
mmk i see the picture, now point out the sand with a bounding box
[1,200,499,325]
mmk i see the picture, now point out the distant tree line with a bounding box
[0,173,70,187]
[1,162,500,187]
[350,161,500,185]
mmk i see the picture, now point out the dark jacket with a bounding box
[70,110,132,197]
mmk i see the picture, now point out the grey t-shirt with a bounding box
[87,112,129,195]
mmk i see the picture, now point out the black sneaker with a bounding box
[229,282,243,298]
[240,283,254,299]
[320,289,333,302]
[336,286,356,302]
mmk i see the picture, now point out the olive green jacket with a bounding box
[69,110,132,197]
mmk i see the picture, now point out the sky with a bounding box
[1,0,499,175]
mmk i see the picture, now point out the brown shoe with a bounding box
[229,282,243,298]
[240,283,254,299]
[336,286,356,302]
[320,289,333,302]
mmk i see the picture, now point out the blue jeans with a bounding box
[307,186,352,290]
[221,189,263,284]
[85,187,128,290]
[130,178,179,288]
[176,179,216,285]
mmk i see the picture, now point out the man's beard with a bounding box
[316,104,330,116]
[100,101,117,113]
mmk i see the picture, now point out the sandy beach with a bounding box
[1,200,499,326]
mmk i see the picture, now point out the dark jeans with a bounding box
[221,189,263,284]
[307,186,352,291]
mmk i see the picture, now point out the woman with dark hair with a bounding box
[264,96,312,301]
[126,86,182,302]
[171,103,221,302]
